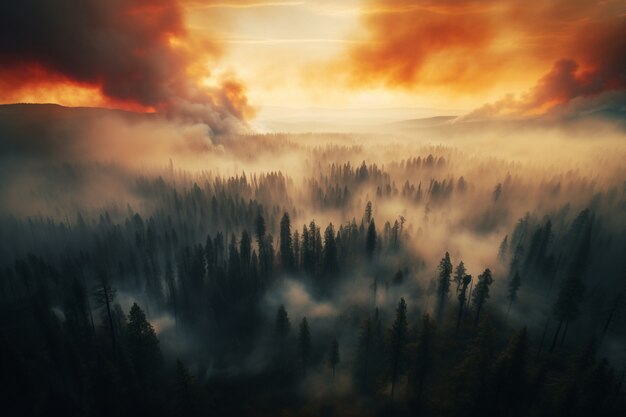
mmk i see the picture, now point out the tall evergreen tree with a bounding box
[507,271,522,318]
[454,260,467,293]
[364,200,373,224]
[322,223,339,279]
[498,235,509,263]
[126,303,163,381]
[275,304,291,353]
[472,269,494,327]
[298,317,311,374]
[388,298,408,400]
[93,269,117,352]
[436,252,453,322]
[366,219,377,259]
[292,230,301,270]
[279,212,294,272]
[239,230,252,279]
[457,274,472,332]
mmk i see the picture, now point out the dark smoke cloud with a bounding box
[0,0,253,133]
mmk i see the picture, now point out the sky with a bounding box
[0,0,625,119]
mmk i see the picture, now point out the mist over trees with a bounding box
[1,128,626,417]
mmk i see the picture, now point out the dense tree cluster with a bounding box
[1,149,625,417]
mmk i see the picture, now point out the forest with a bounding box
[1,108,625,417]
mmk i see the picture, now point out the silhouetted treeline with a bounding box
[1,154,625,417]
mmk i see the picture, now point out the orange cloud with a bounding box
[0,0,253,132]
[341,0,626,112]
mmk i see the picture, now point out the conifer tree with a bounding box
[389,298,408,400]
[472,269,494,327]
[457,274,472,332]
[298,317,311,373]
[453,260,466,293]
[279,213,294,271]
[366,219,377,259]
[126,303,162,380]
[436,252,453,322]
[275,304,291,353]
[507,271,522,318]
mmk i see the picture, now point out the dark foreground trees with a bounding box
[298,317,311,374]
[472,269,494,327]
[1,165,624,417]
[126,303,163,381]
[436,252,453,322]
[388,298,408,400]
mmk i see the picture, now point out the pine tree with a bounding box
[366,219,377,259]
[498,235,509,263]
[388,298,408,400]
[322,223,339,279]
[436,252,453,322]
[275,304,291,353]
[507,271,522,318]
[239,230,252,279]
[126,303,163,380]
[255,211,266,247]
[457,274,472,332]
[279,212,294,271]
[298,317,311,374]
[472,269,494,327]
[292,230,301,270]
[453,260,467,293]
[93,269,117,352]
[364,200,373,224]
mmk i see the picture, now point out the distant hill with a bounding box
[383,115,458,129]
[0,103,156,156]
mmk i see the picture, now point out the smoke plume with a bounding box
[0,0,254,133]
[342,0,626,117]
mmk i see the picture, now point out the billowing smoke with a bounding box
[465,50,626,120]
[0,0,253,133]
[340,0,626,118]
